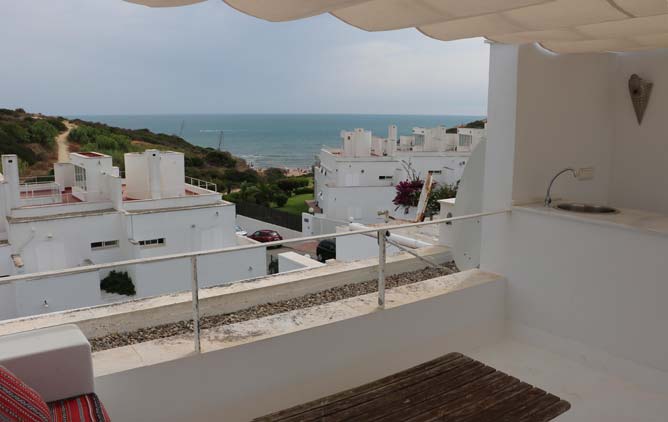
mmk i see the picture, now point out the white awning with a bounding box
[125,0,668,53]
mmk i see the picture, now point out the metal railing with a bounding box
[19,181,62,206]
[185,176,217,193]
[19,175,55,184]
[0,209,510,353]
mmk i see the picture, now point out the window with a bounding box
[74,165,87,191]
[139,238,166,247]
[414,134,425,146]
[459,134,473,147]
[91,240,119,250]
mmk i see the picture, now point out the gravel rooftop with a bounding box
[91,264,456,352]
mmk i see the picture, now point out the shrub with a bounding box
[28,120,58,146]
[0,127,38,163]
[185,155,204,167]
[1,123,29,143]
[223,192,241,203]
[262,167,287,183]
[274,192,289,207]
[293,186,314,195]
[204,150,235,168]
[426,183,458,217]
[277,178,309,194]
[45,118,67,132]
[393,179,424,208]
[100,270,136,296]
[224,168,259,184]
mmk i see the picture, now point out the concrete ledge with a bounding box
[94,269,505,421]
[0,246,451,339]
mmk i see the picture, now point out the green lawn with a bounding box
[276,193,314,215]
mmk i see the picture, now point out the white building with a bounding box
[0,149,266,318]
[313,125,485,225]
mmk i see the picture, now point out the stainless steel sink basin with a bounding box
[555,203,618,214]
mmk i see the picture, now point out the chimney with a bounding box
[2,155,20,207]
[146,150,162,199]
[388,125,398,142]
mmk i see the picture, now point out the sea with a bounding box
[71,114,485,169]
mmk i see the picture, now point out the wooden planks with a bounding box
[254,352,570,422]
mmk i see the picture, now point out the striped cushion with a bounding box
[0,365,50,422]
[48,393,110,422]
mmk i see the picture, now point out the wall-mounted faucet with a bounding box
[544,168,577,207]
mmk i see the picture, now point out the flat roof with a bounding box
[73,152,109,158]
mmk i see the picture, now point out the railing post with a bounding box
[378,229,386,308]
[190,255,201,353]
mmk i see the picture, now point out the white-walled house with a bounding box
[0,149,266,318]
[313,125,484,226]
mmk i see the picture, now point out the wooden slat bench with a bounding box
[254,352,570,422]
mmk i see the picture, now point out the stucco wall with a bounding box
[481,43,668,376]
[512,44,614,205]
[608,50,668,213]
[488,209,668,372]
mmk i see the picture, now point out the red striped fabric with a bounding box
[0,365,50,422]
[48,393,110,422]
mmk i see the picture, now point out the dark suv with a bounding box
[316,238,336,262]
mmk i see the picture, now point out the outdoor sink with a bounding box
[555,203,618,214]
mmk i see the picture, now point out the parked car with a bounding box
[316,238,336,262]
[235,225,247,236]
[248,229,283,245]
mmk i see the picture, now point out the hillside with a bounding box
[0,108,264,193]
[0,108,67,175]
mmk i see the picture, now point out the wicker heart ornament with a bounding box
[628,74,653,124]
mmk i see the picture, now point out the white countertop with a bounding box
[514,202,668,237]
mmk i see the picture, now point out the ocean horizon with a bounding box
[71,113,485,168]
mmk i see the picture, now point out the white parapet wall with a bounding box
[93,269,506,422]
[0,244,267,320]
[278,251,324,273]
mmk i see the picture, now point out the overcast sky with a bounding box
[1,0,489,116]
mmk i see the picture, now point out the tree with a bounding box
[254,182,277,206]
[263,167,287,183]
[277,178,308,194]
[238,182,259,203]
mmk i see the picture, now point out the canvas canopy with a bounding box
[125,0,668,53]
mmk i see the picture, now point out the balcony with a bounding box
[2,206,667,421]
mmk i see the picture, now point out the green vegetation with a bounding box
[69,125,143,168]
[446,119,486,134]
[100,270,136,296]
[223,169,314,216]
[0,108,64,165]
[426,182,459,217]
[276,192,314,215]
